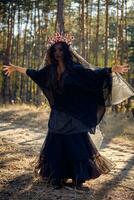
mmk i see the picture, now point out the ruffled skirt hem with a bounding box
[34,132,114,184]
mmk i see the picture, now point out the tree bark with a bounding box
[2,3,14,104]
[120,0,124,64]
[81,0,85,58]
[56,0,64,34]
[104,0,109,67]
[95,0,100,66]
[115,0,119,63]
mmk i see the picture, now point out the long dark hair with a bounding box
[43,42,82,91]
[44,42,73,91]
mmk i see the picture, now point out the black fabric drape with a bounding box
[26,63,112,133]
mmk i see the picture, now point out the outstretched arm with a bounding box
[111,64,129,74]
[3,63,48,88]
[71,49,129,75]
[3,63,27,76]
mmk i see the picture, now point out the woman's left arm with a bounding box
[111,64,129,74]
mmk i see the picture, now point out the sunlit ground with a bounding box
[0,105,134,200]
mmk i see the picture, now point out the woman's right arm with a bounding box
[3,63,48,88]
[3,63,27,76]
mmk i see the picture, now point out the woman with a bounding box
[3,33,131,189]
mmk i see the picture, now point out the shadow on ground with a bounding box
[0,107,134,200]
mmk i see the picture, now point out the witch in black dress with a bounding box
[3,33,133,188]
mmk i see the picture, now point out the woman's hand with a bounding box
[3,63,17,76]
[112,64,129,74]
[3,63,27,76]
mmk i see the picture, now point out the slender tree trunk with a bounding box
[104,0,109,67]
[115,0,119,63]
[81,0,85,58]
[88,0,93,63]
[33,3,37,103]
[95,0,100,66]
[124,0,130,83]
[2,3,14,103]
[36,2,42,105]
[120,0,124,64]
[10,5,16,103]
[56,0,64,34]
[14,3,21,103]
[85,0,89,60]
[124,0,128,63]
[79,3,82,54]
[20,10,29,102]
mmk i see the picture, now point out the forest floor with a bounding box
[0,105,134,200]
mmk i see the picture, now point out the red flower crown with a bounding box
[48,32,74,46]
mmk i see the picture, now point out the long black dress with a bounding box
[26,63,113,185]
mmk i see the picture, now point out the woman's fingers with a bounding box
[5,72,9,76]
[113,64,130,74]
[123,68,129,71]
[3,67,9,73]
[120,64,129,68]
[3,64,10,67]
[120,67,129,74]
[3,67,9,71]
[3,66,11,71]
[122,66,130,72]
[122,64,129,67]
[2,64,16,76]
[4,71,9,76]
[2,66,10,76]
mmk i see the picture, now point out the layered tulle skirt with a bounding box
[35,131,114,185]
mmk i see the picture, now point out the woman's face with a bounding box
[53,43,63,61]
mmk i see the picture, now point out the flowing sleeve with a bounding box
[26,65,55,107]
[91,67,112,132]
[93,67,112,106]
[85,67,112,130]
[26,66,48,88]
[74,66,112,105]
[86,67,112,91]
[71,65,113,133]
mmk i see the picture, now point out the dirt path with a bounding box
[0,106,134,200]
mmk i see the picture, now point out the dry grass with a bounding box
[0,105,134,200]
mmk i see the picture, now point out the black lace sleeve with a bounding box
[85,67,112,90]
[84,67,112,133]
[71,65,112,102]
[66,65,113,133]
[26,66,48,87]
[93,67,112,106]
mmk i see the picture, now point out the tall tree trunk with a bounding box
[79,3,82,54]
[56,0,64,34]
[81,0,85,58]
[115,0,119,63]
[14,3,21,103]
[88,0,93,63]
[85,0,89,60]
[20,9,29,102]
[2,3,14,104]
[120,0,124,64]
[95,0,100,66]
[124,0,128,63]
[124,0,130,83]
[36,2,42,105]
[10,5,16,103]
[33,2,37,103]
[104,0,109,67]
